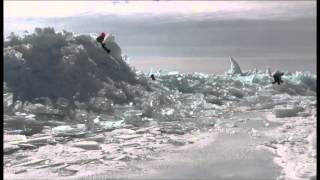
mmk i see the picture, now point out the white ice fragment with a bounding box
[167,137,186,146]
[273,106,304,118]
[99,120,125,130]
[71,141,101,150]
[86,134,105,143]
[249,128,260,137]
[4,134,27,143]
[113,155,131,161]
[263,121,270,127]
[25,114,36,119]
[266,66,272,77]
[103,33,123,61]
[4,143,20,154]
[3,93,13,110]
[167,71,179,75]
[116,134,142,140]
[52,125,74,133]
[228,56,243,75]
[93,116,100,123]
[228,87,245,98]
[112,128,136,135]
[161,108,174,115]
[52,124,86,136]
[14,112,27,116]
[307,131,317,150]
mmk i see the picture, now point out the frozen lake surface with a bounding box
[3,29,317,180]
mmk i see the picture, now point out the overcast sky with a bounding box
[4,1,317,73]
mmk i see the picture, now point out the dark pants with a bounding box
[272,75,283,85]
[102,44,111,53]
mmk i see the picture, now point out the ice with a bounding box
[228,56,243,75]
[4,144,20,154]
[98,120,125,130]
[273,105,304,118]
[88,97,114,113]
[103,33,122,61]
[204,95,223,105]
[3,93,14,112]
[23,102,61,115]
[4,135,27,143]
[3,28,317,179]
[71,141,101,150]
[266,66,272,77]
[123,110,149,126]
[167,137,187,146]
[4,28,141,104]
[307,132,317,150]
[52,125,86,136]
[228,87,245,98]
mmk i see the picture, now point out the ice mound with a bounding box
[4,27,149,104]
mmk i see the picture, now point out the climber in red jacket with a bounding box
[96,32,111,54]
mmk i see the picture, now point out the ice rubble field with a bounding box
[4,63,317,180]
[3,30,317,179]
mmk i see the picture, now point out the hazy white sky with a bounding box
[4,1,316,19]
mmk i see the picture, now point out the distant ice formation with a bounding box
[228,56,243,76]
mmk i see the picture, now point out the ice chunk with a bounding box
[89,97,114,113]
[273,106,304,118]
[228,56,243,75]
[4,134,27,143]
[168,137,186,146]
[113,155,131,161]
[3,93,14,112]
[248,128,260,137]
[26,136,53,144]
[56,97,70,109]
[205,95,223,105]
[98,120,125,130]
[11,100,24,112]
[86,134,105,142]
[58,168,78,177]
[160,125,186,135]
[52,124,86,136]
[228,87,245,98]
[23,101,61,115]
[266,66,272,77]
[307,131,317,150]
[71,141,101,150]
[4,143,20,154]
[123,110,149,126]
[103,33,122,61]
[116,134,142,140]
[112,128,136,134]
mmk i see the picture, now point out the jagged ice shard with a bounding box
[228,56,243,75]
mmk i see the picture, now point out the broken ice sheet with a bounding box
[52,124,86,136]
[273,105,304,118]
[98,120,125,130]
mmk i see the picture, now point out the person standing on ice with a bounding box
[96,32,123,61]
[272,70,284,85]
[96,32,111,53]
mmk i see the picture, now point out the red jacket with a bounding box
[96,33,105,44]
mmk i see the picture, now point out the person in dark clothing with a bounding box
[96,32,111,54]
[272,71,284,85]
[150,74,156,81]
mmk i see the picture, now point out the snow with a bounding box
[3,32,316,180]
